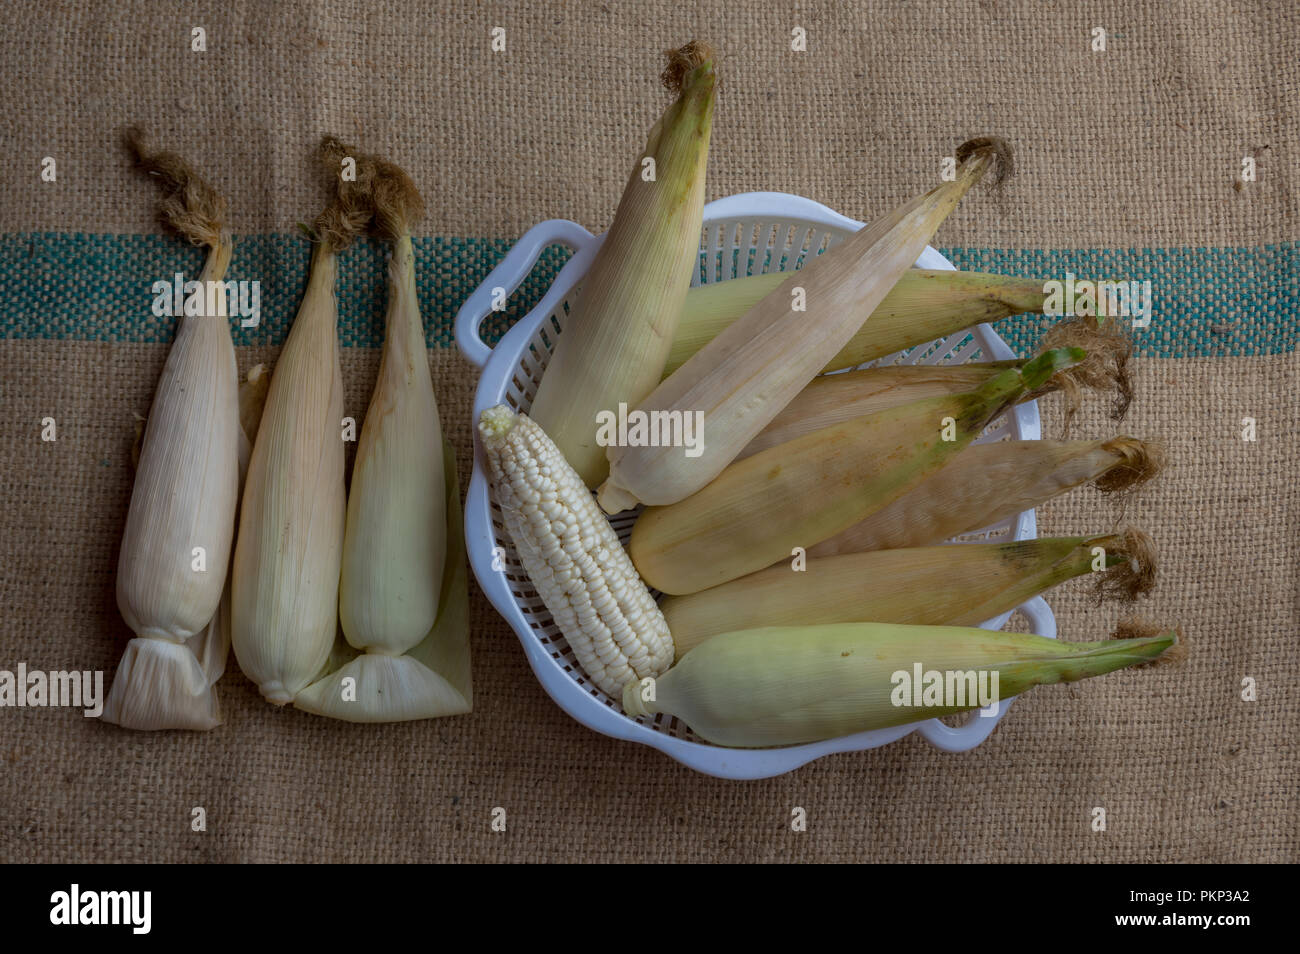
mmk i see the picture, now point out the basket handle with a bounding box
[916,595,1057,752]
[454,219,595,369]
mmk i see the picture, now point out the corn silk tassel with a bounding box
[662,528,1157,658]
[105,130,245,731]
[809,435,1163,557]
[230,143,370,705]
[529,41,716,488]
[625,620,1181,748]
[294,143,471,722]
[599,136,1014,514]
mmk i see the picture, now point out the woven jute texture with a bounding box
[1,0,1297,863]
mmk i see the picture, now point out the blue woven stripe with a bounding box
[941,245,1298,359]
[2,233,1295,357]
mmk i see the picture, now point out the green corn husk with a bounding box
[809,435,1163,558]
[739,314,1131,458]
[662,529,1157,658]
[738,362,1014,459]
[624,621,1180,748]
[529,42,716,488]
[629,346,1084,595]
[666,268,1049,377]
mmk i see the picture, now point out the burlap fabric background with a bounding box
[1,1,1295,863]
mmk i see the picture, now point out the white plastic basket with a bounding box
[455,192,1056,780]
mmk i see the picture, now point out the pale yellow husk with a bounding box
[115,239,239,647]
[808,435,1162,557]
[738,362,1014,459]
[231,244,347,705]
[668,269,1048,377]
[529,43,715,488]
[337,234,447,656]
[106,361,269,730]
[107,239,239,731]
[661,532,1152,658]
[294,440,472,721]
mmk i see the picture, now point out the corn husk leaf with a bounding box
[809,435,1163,557]
[104,363,269,729]
[667,269,1049,377]
[294,441,472,722]
[626,621,1179,748]
[662,530,1157,658]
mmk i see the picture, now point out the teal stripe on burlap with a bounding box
[941,245,1298,359]
[1,232,1294,357]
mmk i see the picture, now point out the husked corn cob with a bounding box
[598,137,1012,514]
[809,435,1163,557]
[478,405,673,698]
[625,621,1180,748]
[629,347,1082,595]
[529,42,715,488]
[662,529,1157,658]
[667,268,1049,377]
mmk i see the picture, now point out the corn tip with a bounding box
[478,404,518,443]
[661,40,716,92]
[622,679,650,717]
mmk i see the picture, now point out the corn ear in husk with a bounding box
[667,268,1050,377]
[625,621,1179,748]
[335,157,446,660]
[294,144,471,721]
[105,364,270,729]
[662,529,1157,658]
[230,176,365,704]
[106,131,240,731]
[529,42,716,488]
[809,435,1163,557]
